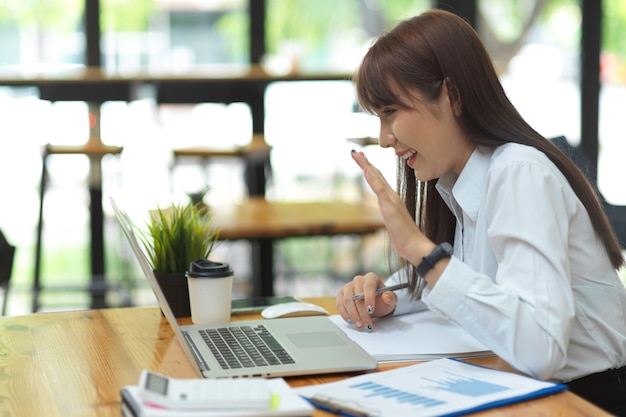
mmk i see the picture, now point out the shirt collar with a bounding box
[436,146,493,221]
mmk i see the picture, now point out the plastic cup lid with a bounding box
[186,259,233,278]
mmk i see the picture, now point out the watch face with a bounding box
[145,372,169,395]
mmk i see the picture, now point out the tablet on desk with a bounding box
[231,296,299,314]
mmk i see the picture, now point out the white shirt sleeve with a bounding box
[422,160,577,379]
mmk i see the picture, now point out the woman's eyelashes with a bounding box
[380,108,396,118]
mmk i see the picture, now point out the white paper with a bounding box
[329,311,492,361]
[296,358,564,417]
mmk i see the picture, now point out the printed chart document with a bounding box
[296,358,567,417]
[121,378,313,417]
[329,311,493,361]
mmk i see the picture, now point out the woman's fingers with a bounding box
[335,273,397,332]
[336,276,369,330]
[351,150,424,264]
[351,150,395,198]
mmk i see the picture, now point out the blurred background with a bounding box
[0,0,625,315]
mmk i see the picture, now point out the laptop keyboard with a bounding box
[199,325,296,369]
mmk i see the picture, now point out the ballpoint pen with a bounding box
[350,282,410,300]
[310,394,380,417]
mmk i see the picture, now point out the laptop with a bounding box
[111,197,377,378]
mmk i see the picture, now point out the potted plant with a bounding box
[140,201,220,317]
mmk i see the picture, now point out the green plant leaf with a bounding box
[138,202,220,274]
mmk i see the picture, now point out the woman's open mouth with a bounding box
[400,149,417,168]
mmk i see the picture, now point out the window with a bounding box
[480,0,581,144]
[599,0,626,204]
[265,0,430,74]
[101,0,248,74]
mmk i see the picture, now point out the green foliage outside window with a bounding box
[604,0,626,60]
[0,0,154,32]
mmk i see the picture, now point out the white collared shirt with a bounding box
[387,142,626,382]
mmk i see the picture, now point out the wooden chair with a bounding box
[0,229,15,315]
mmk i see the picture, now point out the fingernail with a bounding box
[347,320,353,325]
[351,149,356,153]
[366,324,372,333]
[382,292,392,303]
[366,305,374,314]
[355,321,362,328]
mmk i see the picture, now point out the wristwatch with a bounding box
[416,242,453,278]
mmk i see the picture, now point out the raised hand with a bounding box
[351,150,427,266]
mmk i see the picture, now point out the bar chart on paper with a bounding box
[297,359,567,417]
[424,372,510,396]
[350,381,446,408]
[351,371,510,405]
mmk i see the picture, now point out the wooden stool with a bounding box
[33,143,123,312]
[170,134,272,198]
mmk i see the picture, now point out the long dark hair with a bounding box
[355,9,624,294]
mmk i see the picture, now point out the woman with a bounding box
[337,9,626,415]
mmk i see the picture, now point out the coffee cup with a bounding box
[186,259,234,324]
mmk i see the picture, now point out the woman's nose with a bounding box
[378,130,395,148]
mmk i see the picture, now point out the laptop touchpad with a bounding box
[287,331,346,348]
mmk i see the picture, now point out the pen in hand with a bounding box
[350,282,409,300]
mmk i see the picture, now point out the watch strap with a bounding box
[416,242,453,277]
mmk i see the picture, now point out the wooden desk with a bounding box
[172,135,271,160]
[211,197,385,296]
[0,66,350,137]
[346,136,379,147]
[0,297,608,417]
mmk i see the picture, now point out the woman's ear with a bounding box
[444,77,462,117]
